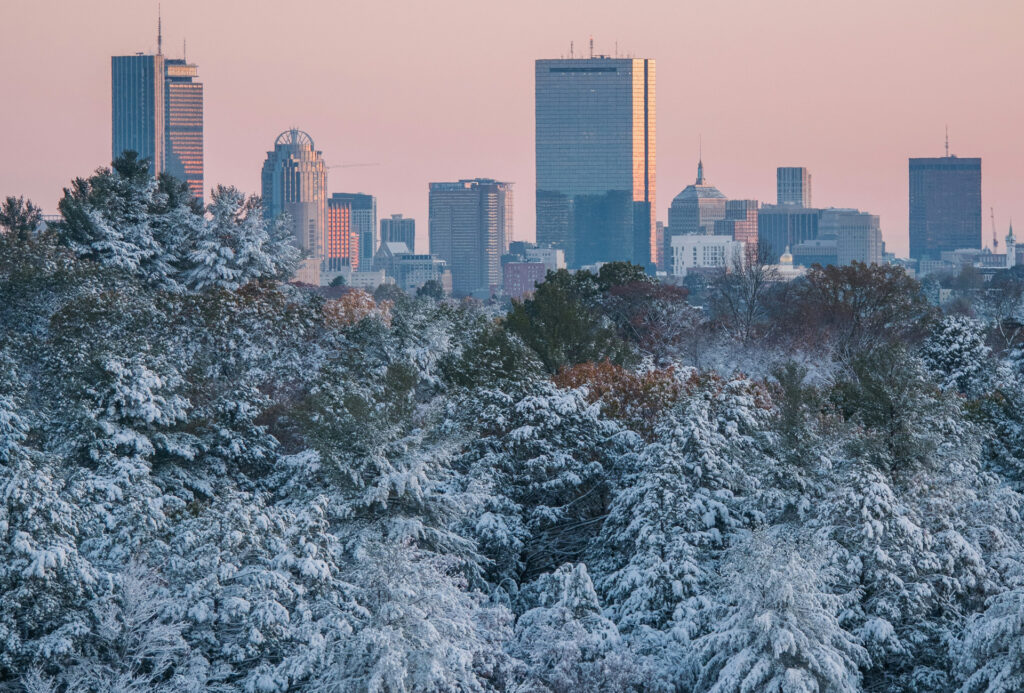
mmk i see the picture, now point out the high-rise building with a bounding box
[715,199,760,251]
[666,161,727,272]
[535,55,655,268]
[381,214,416,252]
[909,155,982,260]
[429,178,513,296]
[820,208,883,266]
[758,205,822,262]
[777,167,812,207]
[332,193,377,265]
[326,195,359,271]
[261,129,327,284]
[112,53,166,174]
[164,58,204,202]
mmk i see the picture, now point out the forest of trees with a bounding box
[3,156,1024,692]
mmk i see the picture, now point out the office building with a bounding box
[821,208,883,266]
[112,53,166,174]
[326,195,359,271]
[666,160,727,270]
[715,199,759,250]
[536,55,655,268]
[332,193,377,265]
[429,178,513,296]
[504,262,550,300]
[381,214,416,252]
[671,234,745,277]
[792,238,838,267]
[373,242,450,293]
[909,155,982,260]
[260,128,327,284]
[758,205,822,262]
[164,58,204,201]
[777,167,811,207]
[112,21,204,200]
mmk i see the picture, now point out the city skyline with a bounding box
[2,0,1023,257]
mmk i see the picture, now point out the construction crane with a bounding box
[992,207,999,251]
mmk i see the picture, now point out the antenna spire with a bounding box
[589,35,594,59]
[157,2,162,55]
[183,38,186,61]
[945,124,949,157]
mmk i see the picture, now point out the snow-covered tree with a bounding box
[184,186,298,292]
[922,315,992,396]
[692,529,866,693]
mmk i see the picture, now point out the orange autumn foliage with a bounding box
[553,360,684,437]
[323,289,393,328]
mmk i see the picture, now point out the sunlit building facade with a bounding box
[112,54,166,174]
[326,195,359,271]
[164,58,204,202]
[331,193,377,265]
[909,156,982,260]
[429,178,513,295]
[261,129,328,283]
[536,56,655,268]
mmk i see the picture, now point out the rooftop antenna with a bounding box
[183,38,186,61]
[589,35,594,58]
[157,2,162,55]
[615,40,618,58]
[945,124,949,157]
[570,40,574,58]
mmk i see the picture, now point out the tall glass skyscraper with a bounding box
[261,129,327,284]
[112,41,204,202]
[535,56,655,269]
[112,54,166,174]
[909,156,982,260]
[164,58,204,202]
[777,167,811,207]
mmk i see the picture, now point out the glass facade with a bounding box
[261,129,328,262]
[113,52,204,202]
[112,54,165,173]
[757,205,822,262]
[380,214,416,253]
[777,167,812,207]
[909,157,982,260]
[429,179,513,295]
[164,60,204,202]
[535,57,655,268]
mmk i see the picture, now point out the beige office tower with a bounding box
[261,129,328,284]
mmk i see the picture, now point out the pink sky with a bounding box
[2,0,1022,256]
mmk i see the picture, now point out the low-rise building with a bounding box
[670,234,745,277]
[504,261,549,300]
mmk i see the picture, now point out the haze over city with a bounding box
[2,0,1023,256]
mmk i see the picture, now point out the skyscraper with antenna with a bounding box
[111,7,204,201]
[908,131,981,261]
[535,42,656,268]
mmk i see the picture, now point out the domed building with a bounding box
[665,160,728,272]
[667,160,728,236]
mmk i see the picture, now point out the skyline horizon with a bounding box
[3,0,1022,258]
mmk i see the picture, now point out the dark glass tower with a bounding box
[112,54,165,174]
[535,56,655,268]
[909,156,982,260]
[164,59,204,202]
